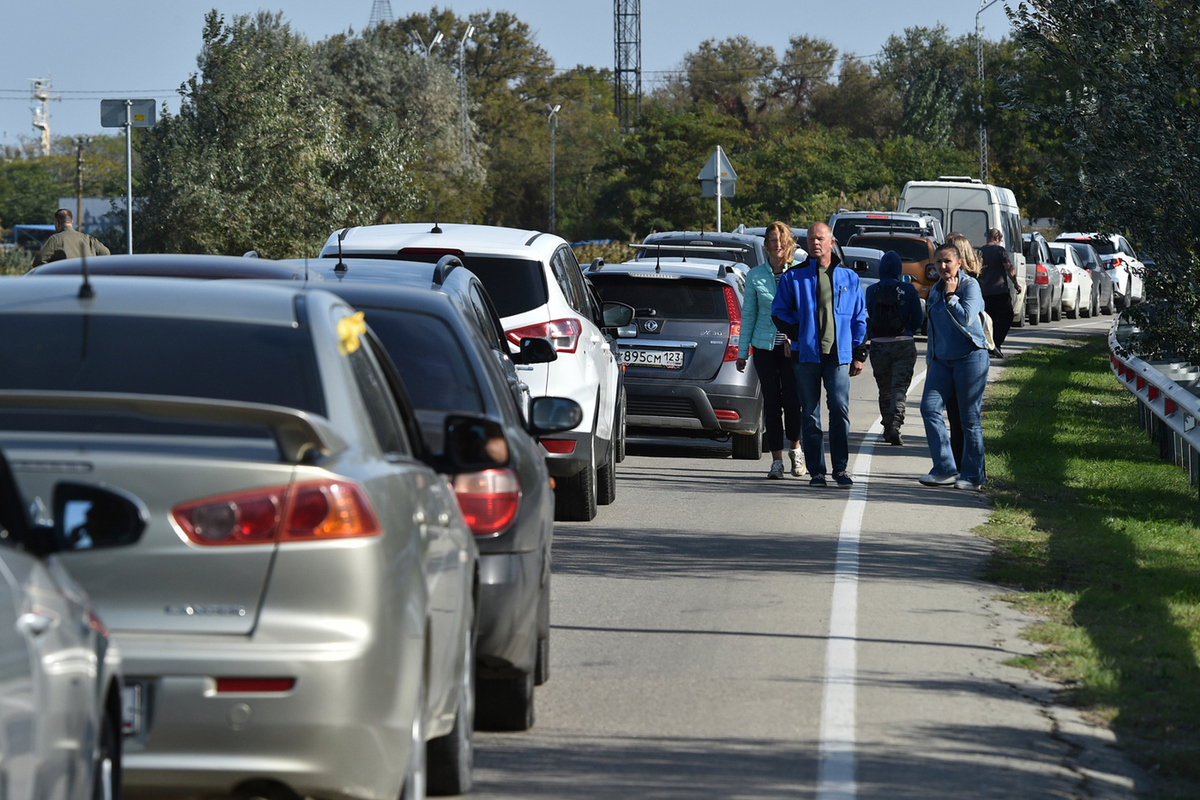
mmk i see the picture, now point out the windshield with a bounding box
[832,217,923,247]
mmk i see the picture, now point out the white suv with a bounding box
[1055,232,1145,308]
[319,223,622,521]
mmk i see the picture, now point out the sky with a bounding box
[0,0,1015,147]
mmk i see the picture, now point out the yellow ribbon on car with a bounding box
[337,311,367,355]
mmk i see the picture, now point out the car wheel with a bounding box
[1012,306,1025,328]
[1028,300,1040,325]
[93,700,121,800]
[614,388,627,463]
[554,448,597,522]
[596,437,616,506]
[399,670,428,800]
[427,617,475,796]
[1102,287,1115,315]
[535,633,550,686]
[732,410,764,460]
[476,670,535,732]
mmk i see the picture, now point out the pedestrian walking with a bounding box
[977,228,1018,359]
[919,243,989,492]
[944,232,984,468]
[31,209,111,267]
[737,222,805,478]
[864,250,923,446]
[771,222,868,489]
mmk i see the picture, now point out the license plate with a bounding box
[619,348,683,369]
[122,682,144,735]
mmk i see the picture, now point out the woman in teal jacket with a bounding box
[736,221,804,479]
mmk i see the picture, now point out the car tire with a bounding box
[732,411,764,460]
[427,617,475,796]
[554,450,597,522]
[614,389,627,463]
[93,699,121,800]
[476,671,535,732]
[1052,294,1062,321]
[1028,300,1040,325]
[1102,288,1115,315]
[596,438,616,506]
[535,567,550,686]
[399,670,428,800]
[1012,306,1025,328]
[535,634,550,686]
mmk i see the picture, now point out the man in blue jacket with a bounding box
[771,222,868,488]
[864,250,924,446]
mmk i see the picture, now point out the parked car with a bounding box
[0,275,481,800]
[1063,240,1116,315]
[828,209,944,248]
[320,224,622,523]
[586,254,765,459]
[299,256,589,732]
[733,225,808,260]
[633,230,766,269]
[27,252,323,281]
[1022,232,1064,324]
[1048,243,1095,318]
[1056,232,1145,308]
[845,231,939,300]
[0,448,129,800]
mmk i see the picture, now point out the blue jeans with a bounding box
[920,349,989,484]
[793,355,851,476]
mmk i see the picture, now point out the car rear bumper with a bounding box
[539,430,596,477]
[625,374,761,435]
[477,549,542,677]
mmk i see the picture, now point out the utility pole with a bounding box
[547,104,561,234]
[29,78,58,157]
[976,0,1000,182]
[74,136,89,227]
[458,24,475,171]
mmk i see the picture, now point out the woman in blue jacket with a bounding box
[736,221,804,479]
[920,242,989,491]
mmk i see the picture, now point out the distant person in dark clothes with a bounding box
[977,228,1017,358]
[864,250,924,446]
[31,208,111,267]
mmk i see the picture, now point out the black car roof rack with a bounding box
[432,254,464,286]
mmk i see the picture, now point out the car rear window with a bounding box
[357,308,483,414]
[0,314,325,414]
[591,275,731,320]
[367,252,549,317]
[634,244,757,266]
[847,238,931,263]
[832,217,921,246]
[1048,246,1068,265]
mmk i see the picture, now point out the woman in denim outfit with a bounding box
[737,221,804,479]
[919,243,989,491]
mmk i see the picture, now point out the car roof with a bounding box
[641,230,761,246]
[0,274,309,325]
[27,253,321,281]
[321,223,565,261]
[282,256,441,288]
[847,231,932,242]
[592,258,742,284]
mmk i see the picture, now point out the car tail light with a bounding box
[723,285,741,362]
[1062,270,1072,283]
[714,409,740,421]
[540,439,576,454]
[173,479,381,546]
[506,319,582,353]
[452,468,521,536]
[1110,257,1124,268]
[215,678,296,693]
[1035,264,1049,285]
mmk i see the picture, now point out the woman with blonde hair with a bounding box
[944,232,986,469]
[737,221,804,478]
[946,232,982,277]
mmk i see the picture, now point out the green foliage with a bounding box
[136,11,415,258]
[0,135,128,228]
[0,160,60,227]
[1010,1,1200,362]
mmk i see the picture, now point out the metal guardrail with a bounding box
[1109,317,1200,494]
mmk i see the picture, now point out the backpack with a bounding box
[870,284,908,338]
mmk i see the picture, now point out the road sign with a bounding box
[698,146,736,198]
[100,99,156,128]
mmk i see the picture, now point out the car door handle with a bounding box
[16,612,56,637]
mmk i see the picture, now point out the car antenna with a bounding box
[655,243,661,273]
[78,249,94,299]
[431,203,443,234]
[335,228,349,274]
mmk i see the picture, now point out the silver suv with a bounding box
[828,210,944,248]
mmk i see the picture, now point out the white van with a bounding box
[897,176,1028,325]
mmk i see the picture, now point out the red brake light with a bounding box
[714,409,740,421]
[540,439,576,454]
[452,468,521,536]
[215,678,296,693]
[1110,257,1124,268]
[1035,264,1049,285]
[173,479,380,546]
[1062,270,1072,283]
[723,285,741,362]
[506,318,582,353]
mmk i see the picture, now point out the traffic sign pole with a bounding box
[101,99,155,254]
[125,100,133,254]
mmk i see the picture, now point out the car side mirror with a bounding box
[512,337,557,365]
[53,483,148,551]
[441,415,510,471]
[602,301,635,328]
[528,397,584,436]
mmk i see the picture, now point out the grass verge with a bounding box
[980,335,1200,799]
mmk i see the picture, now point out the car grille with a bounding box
[627,396,696,418]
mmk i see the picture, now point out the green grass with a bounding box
[0,247,33,275]
[980,336,1200,799]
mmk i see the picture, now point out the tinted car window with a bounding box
[359,309,484,413]
[832,218,924,247]
[347,343,409,456]
[634,244,757,266]
[550,249,582,311]
[847,237,930,263]
[0,314,325,414]
[949,209,988,246]
[365,252,549,318]
[591,276,730,320]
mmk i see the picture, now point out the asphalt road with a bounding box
[472,311,1146,799]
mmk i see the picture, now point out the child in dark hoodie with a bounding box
[863,250,925,445]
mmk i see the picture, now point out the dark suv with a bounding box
[588,257,764,459]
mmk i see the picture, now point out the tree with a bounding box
[683,36,778,118]
[770,35,839,119]
[810,57,901,141]
[136,11,415,258]
[1011,0,1200,365]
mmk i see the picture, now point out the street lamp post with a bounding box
[976,0,1000,182]
[415,30,444,59]
[459,24,475,170]
[547,103,561,234]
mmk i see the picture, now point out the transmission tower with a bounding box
[368,0,394,28]
[614,0,641,131]
[29,78,58,157]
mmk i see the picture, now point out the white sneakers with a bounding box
[788,448,805,476]
[768,460,785,479]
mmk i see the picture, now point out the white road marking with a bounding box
[815,368,927,799]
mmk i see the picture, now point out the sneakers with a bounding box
[768,460,785,479]
[955,479,983,492]
[788,448,805,476]
[833,470,854,489]
[919,472,958,487]
[809,474,827,488]
[883,429,904,446]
